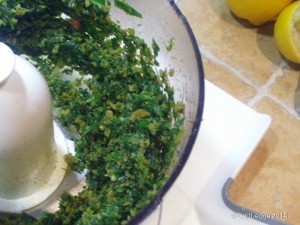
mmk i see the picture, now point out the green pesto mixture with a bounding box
[0,1,184,224]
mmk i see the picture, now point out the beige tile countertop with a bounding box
[176,0,300,224]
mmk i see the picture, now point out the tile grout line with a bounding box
[248,61,300,118]
[199,46,300,118]
[246,65,284,108]
[199,46,257,88]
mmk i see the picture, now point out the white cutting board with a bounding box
[141,80,272,225]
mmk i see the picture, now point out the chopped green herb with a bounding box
[113,0,142,18]
[0,1,184,224]
[166,37,175,52]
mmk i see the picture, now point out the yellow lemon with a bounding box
[226,0,294,26]
[274,1,300,64]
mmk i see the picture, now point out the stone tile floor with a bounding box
[177,0,300,224]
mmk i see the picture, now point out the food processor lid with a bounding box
[0,42,15,83]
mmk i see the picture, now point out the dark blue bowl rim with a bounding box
[127,1,205,224]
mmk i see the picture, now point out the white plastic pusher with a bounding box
[0,42,70,212]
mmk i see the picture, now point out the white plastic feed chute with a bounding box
[0,42,70,212]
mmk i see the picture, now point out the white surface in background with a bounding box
[141,80,271,225]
